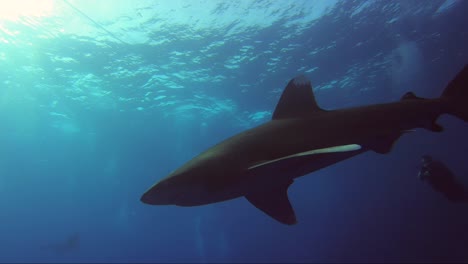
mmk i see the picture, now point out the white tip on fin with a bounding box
[292,75,310,86]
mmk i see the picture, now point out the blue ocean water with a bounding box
[1,0,468,262]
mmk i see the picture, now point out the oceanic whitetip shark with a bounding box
[141,65,468,225]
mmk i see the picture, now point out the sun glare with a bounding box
[0,0,56,21]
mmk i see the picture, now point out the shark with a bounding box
[141,65,468,225]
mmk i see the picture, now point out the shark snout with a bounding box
[140,180,173,205]
[141,176,209,206]
[140,190,161,205]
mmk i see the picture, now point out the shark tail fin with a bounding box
[441,65,468,122]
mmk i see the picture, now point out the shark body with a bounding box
[141,65,468,225]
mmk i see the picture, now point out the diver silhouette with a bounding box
[40,232,80,254]
[418,155,468,202]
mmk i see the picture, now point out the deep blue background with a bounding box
[0,0,467,262]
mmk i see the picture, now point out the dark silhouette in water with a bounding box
[418,155,468,202]
[40,232,80,254]
[141,65,468,225]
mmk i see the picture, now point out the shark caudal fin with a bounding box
[441,65,468,122]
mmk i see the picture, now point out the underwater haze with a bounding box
[1,0,468,262]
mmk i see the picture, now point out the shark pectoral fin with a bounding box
[245,182,297,225]
[428,119,444,132]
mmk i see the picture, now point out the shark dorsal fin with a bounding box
[401,92,423,101]
[272,75,324,120]
[245,181,297,225]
